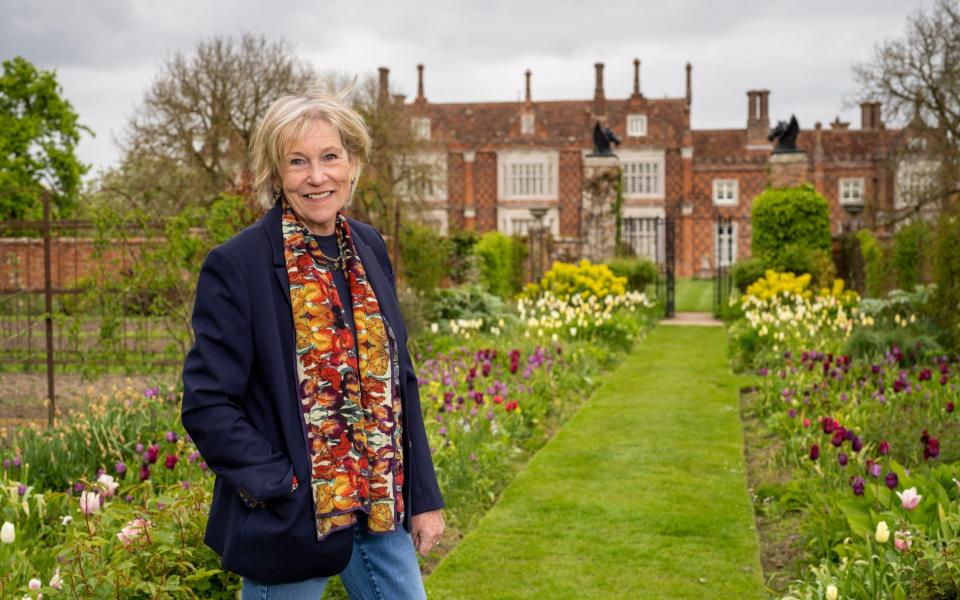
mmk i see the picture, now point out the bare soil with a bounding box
[739,387,807,595]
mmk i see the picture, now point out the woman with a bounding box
[181,87,444,599]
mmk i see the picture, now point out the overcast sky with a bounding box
[1,0,929,177]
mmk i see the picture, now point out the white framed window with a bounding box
[619,150,665,199]
[712,179,739,206]
[895,159,938,211]
[715,221,738,268]
[627,114,647,137]
[497,206,559,236]
[411,117,431,141]
[907,137,928,151]
[497,151,558,200]
[521,114,535,135]
[395,151,447,201]
[839,178,865,206]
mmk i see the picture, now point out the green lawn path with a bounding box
[674,277,714,313]
[424,326,765,599]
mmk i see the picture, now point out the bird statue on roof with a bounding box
[768,115,801,154]
[591,122,621,156]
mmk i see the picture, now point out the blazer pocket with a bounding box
[239,487,302,544]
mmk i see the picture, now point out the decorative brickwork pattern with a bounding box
[447,152,465,231]
[558,150,582,238]
[474,152,498,232]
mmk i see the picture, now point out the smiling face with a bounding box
[280,119,356,236]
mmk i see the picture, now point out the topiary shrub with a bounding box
[932,207,960,352]
[399,222,451,297]
[605,256,658,292]
[751,184,832,269]
[857,229,888,298]
[473,231,527,299]
[891,219,932,290]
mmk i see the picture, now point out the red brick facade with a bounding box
[385,62,900,277]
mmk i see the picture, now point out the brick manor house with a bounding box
[383,60,907,277]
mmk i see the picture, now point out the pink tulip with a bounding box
[894,530,911,552]
[79,491,100,515]
[897,487,922,511]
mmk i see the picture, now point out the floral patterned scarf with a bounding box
[282,200,404,540]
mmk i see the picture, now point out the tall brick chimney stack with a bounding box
[685,62,692,105]
[593,62,606,116]
[416,64,426,103]
[377,67,390,107]
[632,58,641,97]
[746,91,759,126]
[525,69,532,104]
[759,90,770,124]
[747,90,771,145]
[862,101,884,130]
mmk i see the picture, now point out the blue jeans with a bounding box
[241,514,426,600]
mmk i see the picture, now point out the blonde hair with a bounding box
[250,86,371,210]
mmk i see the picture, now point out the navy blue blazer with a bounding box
[181,203,444,584]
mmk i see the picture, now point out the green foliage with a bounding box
[892,220,932,290]
[605,256,657,291]
[473,231,527,299]
[731,257,768,292]
[932,208,960,352]
[751,185,832,270]
[858,229,888,298]
[447,230,478,286]
[0,56,89,221]
[428,285,507,324]
[399,222,452,297]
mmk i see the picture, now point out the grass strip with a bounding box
[674,277,715,313]
[425,326,765,599]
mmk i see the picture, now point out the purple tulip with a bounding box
[838,452,848,467]
[852,476,865,496]
[809,444,820,461]
[139,465,150,481]
[135,443,144,453]
[165,431,178,444]
[13,456,21,468]
[145,445,159,464]
[879,440,890,455]
[885,472,899,489]
[116,462,126,475]
[947,402,955,413]
[17,484,26,496]
[164,455,178,470]
[2,459,9,470]
[852,437,863,453]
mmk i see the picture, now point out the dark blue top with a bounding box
[311,233,356,334]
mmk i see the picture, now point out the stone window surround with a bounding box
[627,114,648,137]
[619,149,665,200]
[496,150,559,201]
[712,178,739,206]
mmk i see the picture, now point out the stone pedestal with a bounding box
[580,155,620,263]
[768,152,809,188]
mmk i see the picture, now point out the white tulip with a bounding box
[0,521,14,544]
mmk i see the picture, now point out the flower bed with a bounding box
[0,289,655,598]
[732,272,960,597]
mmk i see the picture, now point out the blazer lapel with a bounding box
[262,203,292,311]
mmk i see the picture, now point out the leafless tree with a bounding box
[853,0,960,223]
[103,33,318,214]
